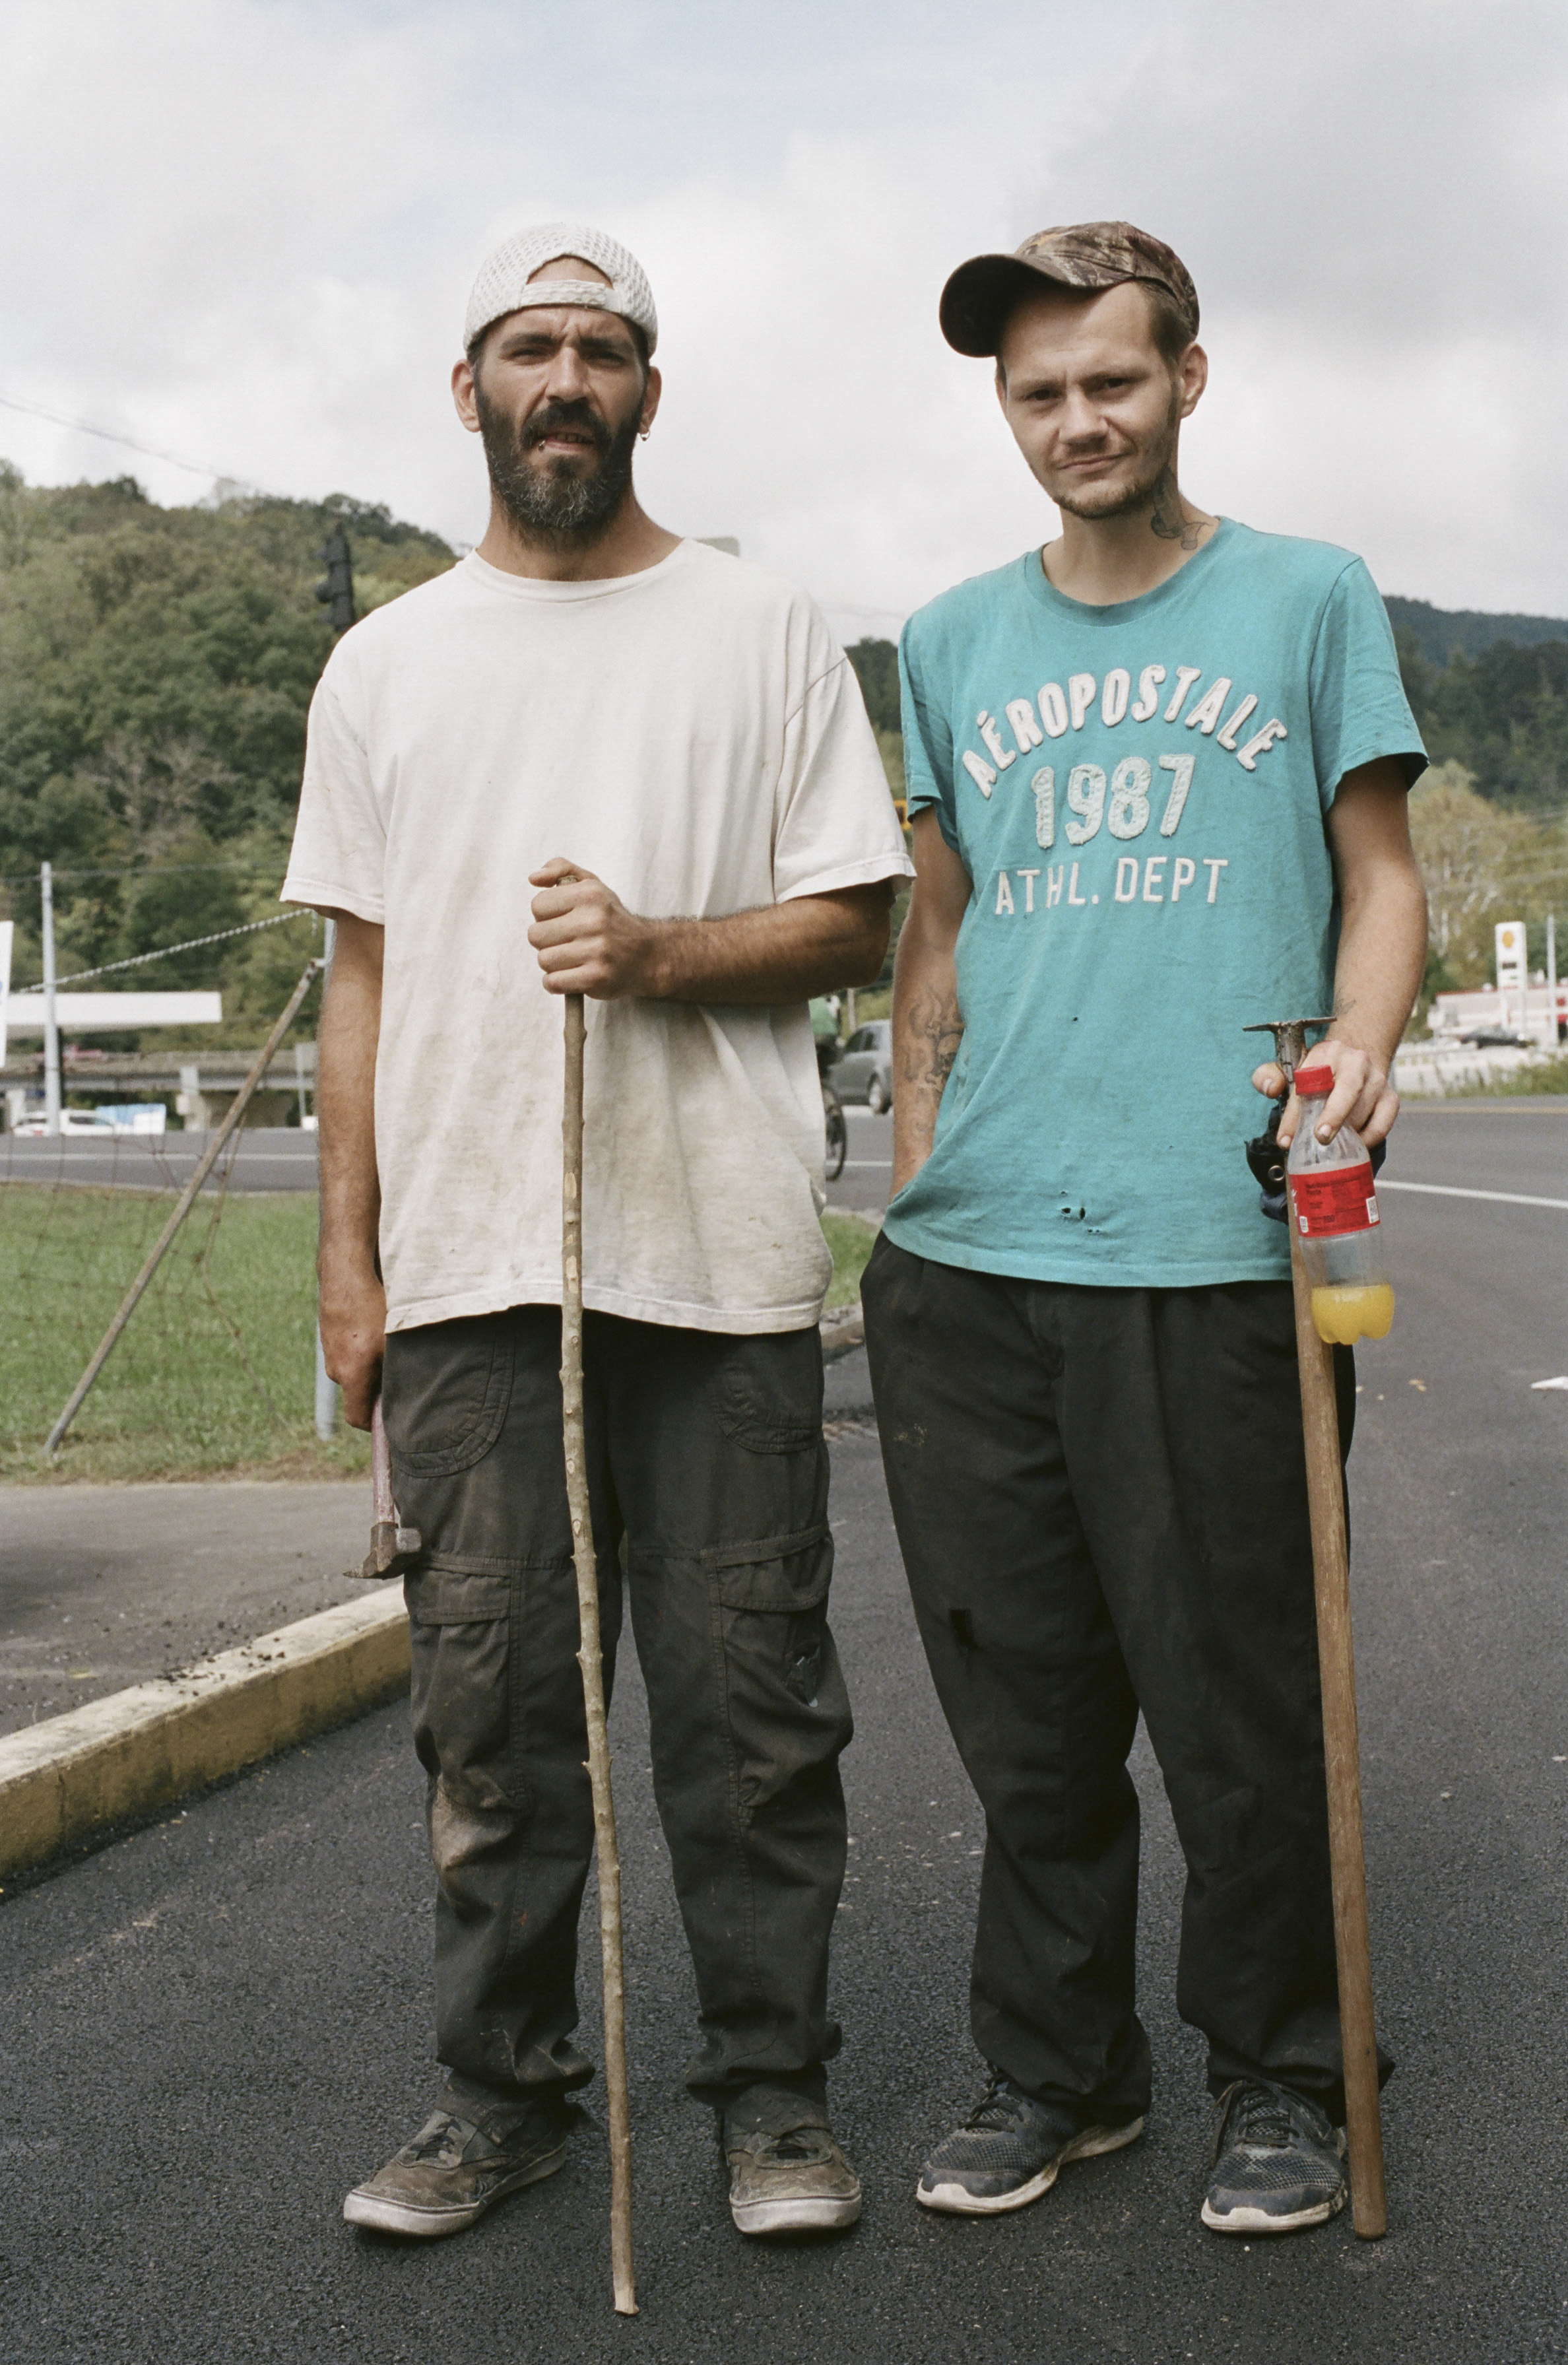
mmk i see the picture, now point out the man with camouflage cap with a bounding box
[286,222,909,2246]
[861,221,1427,2233]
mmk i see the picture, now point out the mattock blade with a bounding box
[1243,1016,1334,1086]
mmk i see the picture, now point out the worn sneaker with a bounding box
[344,2100,573,2238]
[917,2069,1145,2216]
[722,2119,863,2237]
[1202,2079,1348,2234]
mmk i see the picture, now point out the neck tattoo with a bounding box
[1148,467,1206,552]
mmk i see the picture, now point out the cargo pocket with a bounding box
[716,1332,822,1455]
[385,1315,514,1477]
[707,1523,850,1817]
[407,1566,521,1886]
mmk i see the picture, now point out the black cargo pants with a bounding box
[861,1233,1383,2126]
[381,1306,852,2123]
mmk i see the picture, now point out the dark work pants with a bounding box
[381,1308,851,2123]
[861,1234,1380,2125]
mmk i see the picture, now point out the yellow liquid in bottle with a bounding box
[1310,1281,1396,1345]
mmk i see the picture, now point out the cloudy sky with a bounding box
[4,0,1565,638]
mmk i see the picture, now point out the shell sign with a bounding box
[1495,920,1526,989]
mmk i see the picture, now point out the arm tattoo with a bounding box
[1148,467,1207,552]
[901,987,964,1094]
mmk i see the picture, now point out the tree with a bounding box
[0,464,454,1040]
[1408,760,1568,998]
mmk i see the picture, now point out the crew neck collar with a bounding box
[461,537,692,601]
[1022,517,1234,626]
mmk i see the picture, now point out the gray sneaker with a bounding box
[344,2100,573,2238]
[917,2069,1145,2216]
[1202,2079,1348,2234]
[722,2119,863,2237]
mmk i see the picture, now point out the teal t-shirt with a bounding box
[885,519,1425,1287]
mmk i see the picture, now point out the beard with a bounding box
[1050,387,1182,521]
[474,385,639,544]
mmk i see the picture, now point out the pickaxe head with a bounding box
[1243,1016,1333,1086]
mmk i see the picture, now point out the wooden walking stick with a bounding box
[1247,1018,1387,2238]
[560,989,637,2314]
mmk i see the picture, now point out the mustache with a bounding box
[521,400,612,457]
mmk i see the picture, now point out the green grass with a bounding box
[1481,1053,1568,1096]
[0,1189,879,1483]
[0,1184,368,1485]
[1404,1053,1568,1100]
[823,1211,878,1309]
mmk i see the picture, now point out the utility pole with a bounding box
[1549,914,1559,1048]
[41,861,61,1137]
[315,524,356,635]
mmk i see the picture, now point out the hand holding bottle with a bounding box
[1286,1064,1395,1345]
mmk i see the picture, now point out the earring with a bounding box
[638,424,651,442]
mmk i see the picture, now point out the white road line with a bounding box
[1379,1180,1568,1211]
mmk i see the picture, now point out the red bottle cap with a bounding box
[1293,1065,1335,1098]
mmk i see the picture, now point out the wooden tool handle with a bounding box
[561,992,637,2314]
[356,1397,422,1580]
[1290,1224,1387,2238]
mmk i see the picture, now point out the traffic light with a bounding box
[315,525,356,634]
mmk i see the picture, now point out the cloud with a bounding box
[1,0,1563,627]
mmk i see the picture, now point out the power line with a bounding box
[0,389,275,496]
[19,908,310,993]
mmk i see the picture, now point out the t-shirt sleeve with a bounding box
[279,663,387,923]
[899,620,960,852]
[1308,558,1427,808]
[773,650,913,904]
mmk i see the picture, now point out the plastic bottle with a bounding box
[1285,1064,1395,1345]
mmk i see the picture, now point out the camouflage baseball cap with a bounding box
[939,220,1199,357]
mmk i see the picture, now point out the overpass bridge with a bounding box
[1,1042,316,1132]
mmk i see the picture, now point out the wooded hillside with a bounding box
[0,465,453,1036]
[847,606,1568,816]
[3,459,1563,1034]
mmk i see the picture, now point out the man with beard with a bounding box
[283,223,910,2243]
[859,222,1427,2235]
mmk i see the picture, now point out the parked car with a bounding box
[10,1110,111,1136]
[834,1020,894,1111]
[9,1104,167,1137]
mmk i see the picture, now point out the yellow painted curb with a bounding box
[0,1586,409,1881]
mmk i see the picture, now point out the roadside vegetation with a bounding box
[0,465,453,1046]
[0,1185,366,1483]
[7,461,1561,1043]
[1422,1053,1568,1099]
[1408,761,1568,1020]
[822,1210,878,1310]
[1,1187,877,1482]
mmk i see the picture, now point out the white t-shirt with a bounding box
[282,540,911,1337]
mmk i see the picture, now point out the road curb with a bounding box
[1,1305,868,1883]
[0,1585,408,1882]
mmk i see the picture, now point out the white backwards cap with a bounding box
[463,222,658,354]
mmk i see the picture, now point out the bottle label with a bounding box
[1289,1164,1380,1238]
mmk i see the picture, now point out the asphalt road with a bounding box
[7,1111,876,1201]
[827,1095,1568,1221]
[6,1096,1560,1215]
[0,1125,319,1193]
[4,1110,1567,2362]
[824,1104,892,1212]
[1379,1098,1568,1204]
[0,1483,372,1738]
